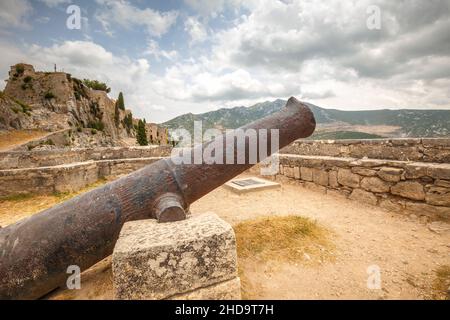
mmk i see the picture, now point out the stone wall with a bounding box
[276,152,450,222]
[0,157,163,198]
[0,146,172,169]
[281,138,450,163]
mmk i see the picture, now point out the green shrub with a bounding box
[44,92,55,100]
[82,79,111,93]
[87,120,105,131]
[12,99,32,114]
[15,64,25,75]
[91,128,97,135]
[23,76,32,83]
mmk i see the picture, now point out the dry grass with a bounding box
[433,265,450,300]
[234,215,333,262]
[234,215,334,299]
[0,178,109,227]
[0,130,48,151]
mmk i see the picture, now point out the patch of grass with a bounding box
[433,265,450,300]
[234,215,332,262]
[12,98,32,115]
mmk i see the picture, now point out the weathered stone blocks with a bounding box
[425,186,450,206]
[377,167,403,182]
[300,167,313,181]
[338,168,360,188]
[312,168,328,186]
[391,181,425,201]
[360,177,391,193]
[112,213,239,300]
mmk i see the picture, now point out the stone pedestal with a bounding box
[112,213,241,300]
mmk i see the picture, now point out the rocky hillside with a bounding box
[163,99,450,138]
[0,63,139,148]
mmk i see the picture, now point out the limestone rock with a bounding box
[425,186,450,206]
[338,168,360,188]
[312,168,328,186]
[351,167,377,176]
[169,278,241,300]
[300,167,313,181]
[377,167,403,182]
[293,166,300,179]
[360,177,391,193]
[284,166,294,178]
[349,189,378,206]
[328,170,339,188]
[391,181,425,200]
[405,203,450,221]
[112,213,238,300]
[379,198,404,213]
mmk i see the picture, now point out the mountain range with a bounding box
[162,99,450,139]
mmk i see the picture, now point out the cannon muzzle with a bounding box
[0,97,315,299]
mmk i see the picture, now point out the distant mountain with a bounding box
[162,99,450,138]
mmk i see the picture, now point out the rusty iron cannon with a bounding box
[0,97,315,299]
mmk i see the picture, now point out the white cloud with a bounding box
[144,40,178,61]
[38,0,71,8]
[95,0,178,37]
[0,0,32,29]
[184,16,208,44]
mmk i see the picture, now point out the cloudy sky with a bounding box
[0,0,449,122]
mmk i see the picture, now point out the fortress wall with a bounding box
[281,138,450,163]
[276,153,450,222]
[0,145,172,170]
[0,157,163,199]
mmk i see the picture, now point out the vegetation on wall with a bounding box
[82,79,111,93]
[122,112,133,134]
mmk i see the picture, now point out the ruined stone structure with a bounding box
[276,138,450,221]
[0,63,167,148]
[0,146,172,198]
[146,122,169,145]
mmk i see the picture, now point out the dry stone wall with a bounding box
[281,138,450,163]
[277,138,450,222]
[0,146,172,169]
[0,146,172,198]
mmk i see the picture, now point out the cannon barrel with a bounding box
[0,97,315,299]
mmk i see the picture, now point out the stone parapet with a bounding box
[281,138,450,163]
[0,157,163,198]
[0,145,172,170]
[276,154,450,222]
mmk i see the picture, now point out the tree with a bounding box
[116,92,125,110]
[136,119,148,146]
[114,102,120,127]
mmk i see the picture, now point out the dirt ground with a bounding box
[1,174,449,300]
[0,130,48,151]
